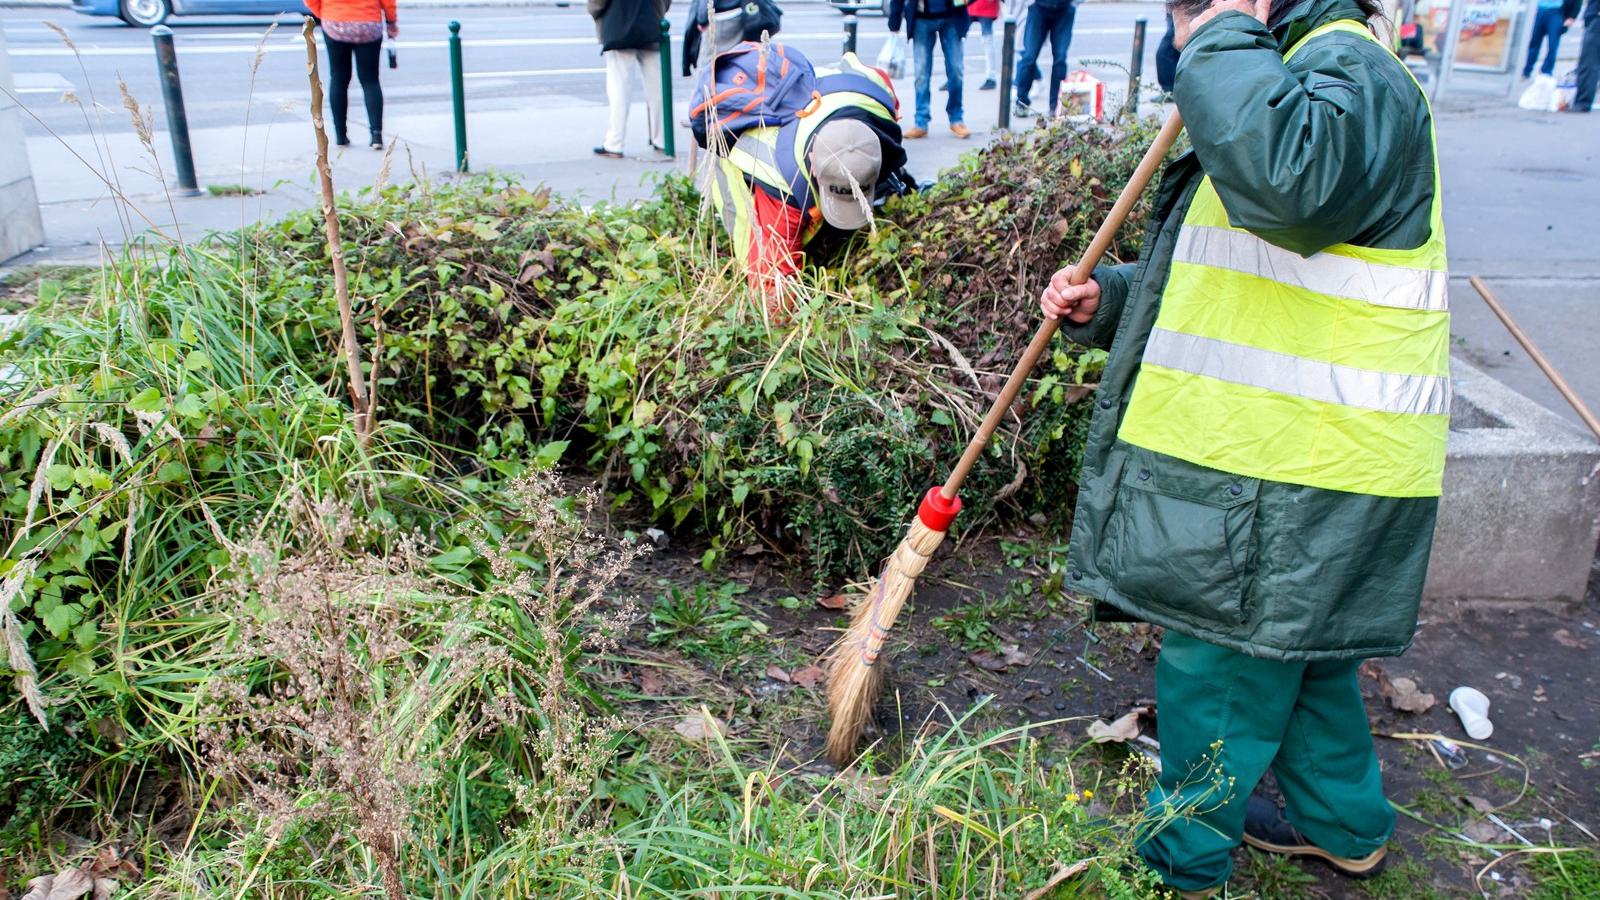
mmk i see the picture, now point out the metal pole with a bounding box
[449,20,468,172]
[1128,17,1147,116]
[843,14,858,56]
[658,18,675,158]
[149,26,200,196]
[998,17,1016,130]
[1432,0,1467,99]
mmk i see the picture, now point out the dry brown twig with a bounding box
[301,17,373,445]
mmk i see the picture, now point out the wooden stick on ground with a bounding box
[1469,275,1600,442]
[302,17,373,446]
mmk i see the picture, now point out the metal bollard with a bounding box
[449,21,468,172]
[658,18,675,158]
[1128,18,1147,116]
[149,26,200,196]
[998,17,1016,130]
[843,14,857,56]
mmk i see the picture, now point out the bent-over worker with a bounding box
[705,53,910,308]
[1040,0,1448,894]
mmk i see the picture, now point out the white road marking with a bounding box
[464,66,604,78]
[7,27,1129,57]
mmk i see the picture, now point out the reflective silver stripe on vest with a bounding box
[1143,328,1452,416]
[1173,224,1449,312]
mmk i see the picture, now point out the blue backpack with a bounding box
[689,40,821,149]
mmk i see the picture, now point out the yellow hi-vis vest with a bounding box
[1117,19,1449,499]
[709,53,899,256]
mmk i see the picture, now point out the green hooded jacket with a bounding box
[1062,0,1442,661]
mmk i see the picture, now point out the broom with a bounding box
[823,111,1186,766]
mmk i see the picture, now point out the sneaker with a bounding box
[369,132,383,150]
[903,126,929,139]
[593,147,624,159]
[950,122,971,138]
[939,80,950,92]
[979,77,997,90]
[1013,102,1035,118]
[1242,794,1388,879]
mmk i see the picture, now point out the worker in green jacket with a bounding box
[1039,0,1446,894]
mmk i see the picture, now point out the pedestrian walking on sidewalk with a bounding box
[969,0,1001,90]
[1013,0,1076,117]
[1039,0,1448,894]
[307,0,397,149]
[1523,0,1580,78]
[1571,0,1599,110]
[888,0,972,138]
[590,0,671,158]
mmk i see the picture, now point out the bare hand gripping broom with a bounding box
[823,111,1186,766]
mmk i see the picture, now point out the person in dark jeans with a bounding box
[1156,13,1178,94]
[308,0,396,148]
[1524,0,1581,78]
[888,0,972,138]
[1013,0,1076,117]
[1573,0,1599,111]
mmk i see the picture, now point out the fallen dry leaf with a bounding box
[1086,709,1144,743]
[817,593,850,610]
[765,665,791,683]
[1462,818,1501,844]
[20,868,95,900]
[1552,628,1588,650]
[1381,676,1437,714]
[637,668,666,696]
[1465,795,1495,814]
[673,710,726,743]
[791,665,826,689]
[968,644,1029,672]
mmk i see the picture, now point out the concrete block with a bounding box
[1427,359,1600,604]
[0,30,45,262]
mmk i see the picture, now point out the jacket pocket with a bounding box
[1107,446,1260,627]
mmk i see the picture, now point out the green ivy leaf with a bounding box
[127,387,165,413]
[533,440,570,469]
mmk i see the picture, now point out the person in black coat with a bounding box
[590,0,671,157]
[1572,0,1599,111]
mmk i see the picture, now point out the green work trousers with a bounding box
[1137,631,1394,891]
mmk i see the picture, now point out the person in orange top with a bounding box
[307,0,398,148]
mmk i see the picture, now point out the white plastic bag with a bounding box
[875,34,907,80]
[1518,74,1555,111]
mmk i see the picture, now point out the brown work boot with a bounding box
[1242,795,1388,878]
[903,126,928,139]
[950,122,971,138]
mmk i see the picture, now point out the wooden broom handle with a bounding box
[1469,276,1600,442]
[940,111,1186,499]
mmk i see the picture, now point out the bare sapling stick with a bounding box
[302,17,373,445]
[823,111,1186,766]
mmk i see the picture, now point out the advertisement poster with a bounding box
[1424,0,1523,71]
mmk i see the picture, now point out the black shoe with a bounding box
[1242,794,1388,879]
[334,134,351,147]
[369,131,383,150]
[593,147,624,159]
[979,77,997,90]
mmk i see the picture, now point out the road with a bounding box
[2,3,1161,137]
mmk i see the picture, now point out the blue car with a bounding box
[71,0,309,28]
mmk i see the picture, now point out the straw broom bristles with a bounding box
[823,515,949,765]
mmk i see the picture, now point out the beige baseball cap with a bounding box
[809,118,882,231]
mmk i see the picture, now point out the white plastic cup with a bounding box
[1449,686,1494,741]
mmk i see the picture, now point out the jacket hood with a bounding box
[1271,0,1370,50]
